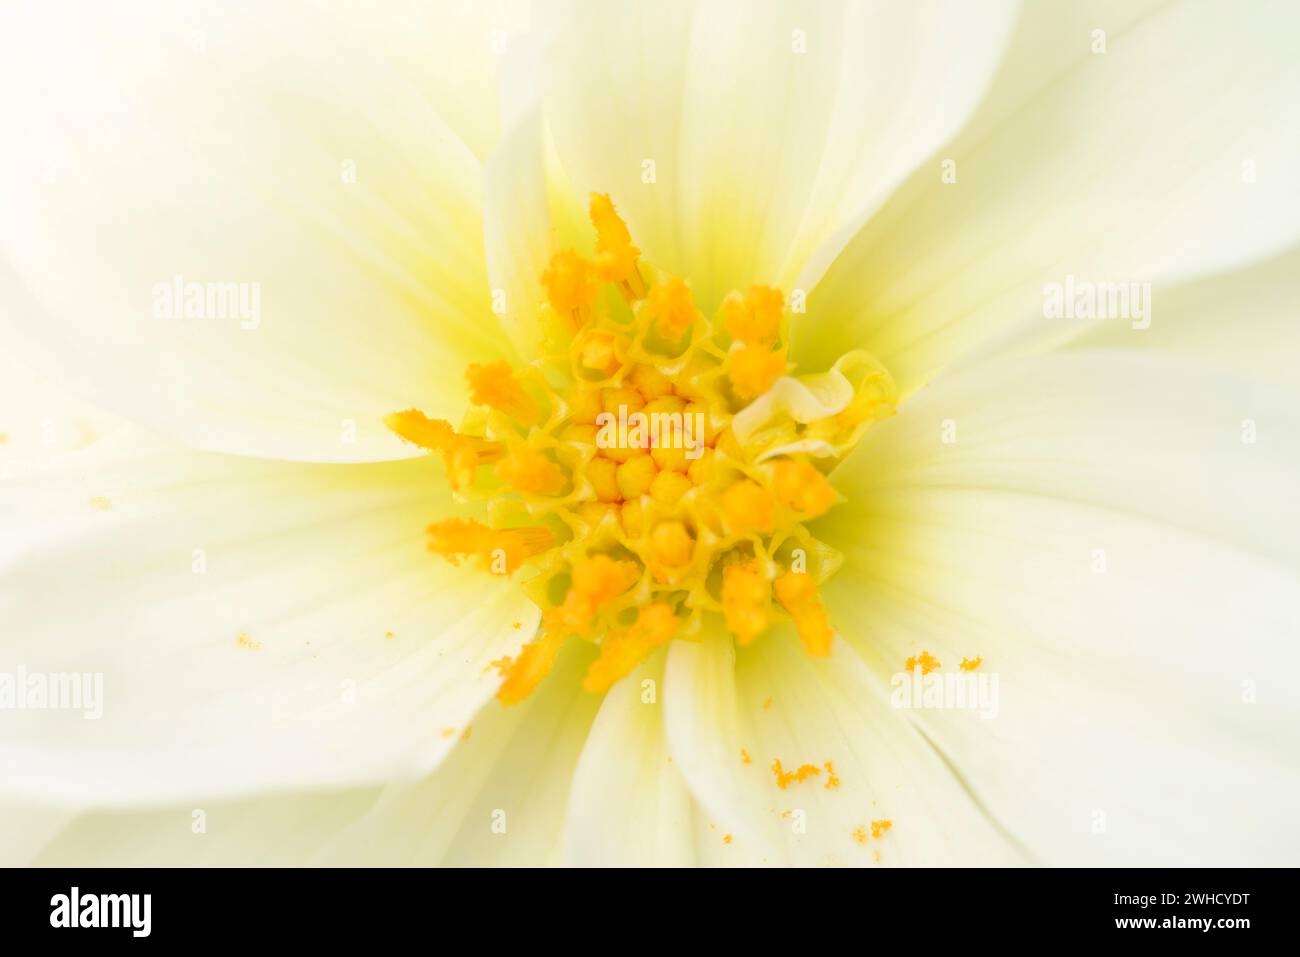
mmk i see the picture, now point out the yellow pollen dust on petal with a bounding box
[871,819,893,839]
[466,361,540,425]
[721,478,777,535]
[582,601,679,693]
[496,446,566,496]
[772,459,838,519]
[771,758,822,790]
[774,571,834,656]
[641,276,698,342]
[905,650,941,675]
[722,560,770,645]
[960,656,983,672]
[728,345,786,399]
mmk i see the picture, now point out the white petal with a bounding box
[822,351,1300,864]
[0,1,511,462]
[538,0,1015,307]
[798,0,1300,394]
[564,649,696,866]
[665,626,1024,866]
[0,430,536,806]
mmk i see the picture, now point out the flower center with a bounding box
[387,195,897,703]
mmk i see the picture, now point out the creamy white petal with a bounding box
[564,649,697,866]
[665,625,1025,866]
[821,351,1300,864]
[537,0,1015,309]
[0,430,536,806]
[798,0,1300,394]
[0,1,512,462]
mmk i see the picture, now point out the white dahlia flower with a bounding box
[2,0,1298,867]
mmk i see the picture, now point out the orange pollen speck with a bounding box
[871,819,893,839]
[823,760,840,790]
[772,758,822,790]
[960,656,983,672]
[906,650,942,675]
[852,826,868,845]
[740,748,753,765]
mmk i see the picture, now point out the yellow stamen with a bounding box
[722,560,770,645]
[772,459,838,519]
[728,345,786,399]
[384,410,503,491]
[588,193,644,296]
[496,628,567,705]
[582,602,678,693]
[496,446,566,496]
[545,554,640,639]
[774,571,834,656]
[642,276,698,342]
[426,518,554,574]
[541,249,597,329]
[466,361,540,425]
[649,521,694,568]
[721,479,776,535]
[719,285,783,347]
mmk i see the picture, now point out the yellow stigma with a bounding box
[387,194,898,703]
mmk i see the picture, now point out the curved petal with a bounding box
[0,1,512,462]
[0,429,537,806]
[537,0,1016,309]
[798,0,1300,394]
[821,351,1300,864]
[665,625,1025,866]
[564,649,697,866]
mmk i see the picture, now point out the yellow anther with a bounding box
[728,345,786,400]
[649,469,692,505]
[582,602,678,693]
[722,560,770,645]
[721,479,776,535]
[383,410,503,492]
[426,518,554,574]
[466,361,540,425]
[772,459,838,519]
[642,276,699,342]
[496,446,566,496]
[579,330,621,375]
[719,285,783,348]
[541,249,597,328]
[586,456,622,502]
[616,453,658,500]
[588,193,643,295]
[650,521,694,568]
[546,554,640,639]
[774,571,834,656]
[496,628,566,705]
